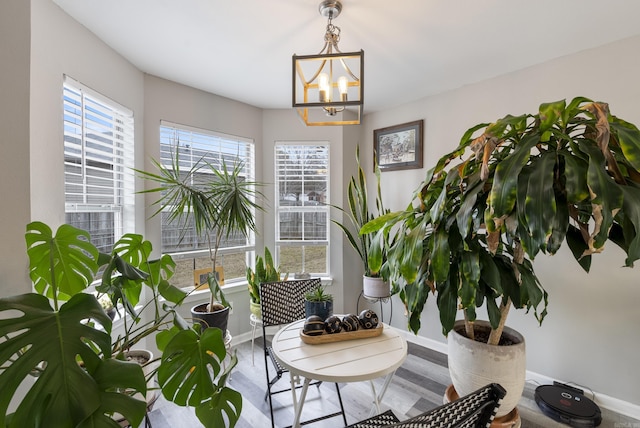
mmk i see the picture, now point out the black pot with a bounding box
[304,300,333,321]
[191,303,230,333]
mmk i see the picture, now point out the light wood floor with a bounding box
[147,335,639,427]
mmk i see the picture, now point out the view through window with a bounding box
[275,143,329,275]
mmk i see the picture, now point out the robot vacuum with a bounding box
[535,382,602,427]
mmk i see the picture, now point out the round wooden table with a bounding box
[271,318,407,428]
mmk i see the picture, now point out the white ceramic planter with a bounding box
[448,320,526,418]
[362,275,390,298]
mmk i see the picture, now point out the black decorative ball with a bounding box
[324,315,342,334]
[341,314,360,332]
[303,315,325,336]
[358,309,379,329]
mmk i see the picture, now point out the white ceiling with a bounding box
[52,0,640,114]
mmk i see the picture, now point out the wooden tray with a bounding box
[299,324,383,345]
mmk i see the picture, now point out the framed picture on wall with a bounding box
[374,119,424,171]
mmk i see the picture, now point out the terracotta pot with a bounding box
[362,275,390,298]
[191,303,230,333]
[448,320,525,418]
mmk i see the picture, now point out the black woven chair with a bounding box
[345,383,507,428]
[260,278,346,428]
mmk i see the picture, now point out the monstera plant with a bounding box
[364,97,640,343]
[0,221,242,428]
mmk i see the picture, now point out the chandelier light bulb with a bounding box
[318,73,330,102]
[338,76,348,101]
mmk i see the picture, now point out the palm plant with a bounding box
[0,221,242,427]
[137,146,265,313]
[364,97,640,345]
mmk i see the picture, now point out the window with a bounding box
[159,121,256,287]
[275,143,329,275]
[63,76,134,253]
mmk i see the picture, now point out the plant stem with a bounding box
[463,310,474,341]
[488,298,511,345]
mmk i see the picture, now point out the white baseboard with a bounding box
[398,331,640,420]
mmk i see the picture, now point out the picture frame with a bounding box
[194,266,225,290]
[374,119,424,171]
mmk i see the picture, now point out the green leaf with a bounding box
[436,279,458,336]
[611,118,640,171]
[158,328,231,407]
[456,179,483,239]
[78,358,148,428]
[459,251,480,308]
[560,151,589,204]
[195,386,243,428]
[582,144,624,249]
[546,189,569,255]
[486,297,501,330]
[26,222,99,300]
[0,293,146,428]
[158,279,188,304]
[522,153,557,256]
[489,133,540,220]
[367,229,384,275]
[565,225,591,272]
[431,227,450,284]
[478,250,502,295]
[538,99,566,136]
[399,224,425,284]
[619,186,640,266]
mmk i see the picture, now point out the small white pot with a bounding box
[448,320,526,418]
[362,275,390,298]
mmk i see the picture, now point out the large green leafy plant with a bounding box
[0,221,242,427]
[364,97,640,345]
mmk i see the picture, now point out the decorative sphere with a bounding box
[358,309,379,329]
[303,315,325,336]
[341,314,360,332]
[324,315,342,334]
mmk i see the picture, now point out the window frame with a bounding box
[158,121,257,287]
[63,75,135,254]
[274,142,330,276]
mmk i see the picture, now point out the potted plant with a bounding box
[363,97,640,420]
[136,146,265,333]
[246,246,287,319]
[0,221,242,427]
[304,284,334,320]
[332,145,391,298]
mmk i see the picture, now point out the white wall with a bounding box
[0,0,31,296]
[361,35,640,408]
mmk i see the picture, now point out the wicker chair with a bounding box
[345,383,507,428]
[260,278,346,428]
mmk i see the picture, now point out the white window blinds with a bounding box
[63,76,134,252]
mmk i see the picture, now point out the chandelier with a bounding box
[292,0,364,126]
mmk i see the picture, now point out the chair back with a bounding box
[259,278,321,327]
[390,383,507,428]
